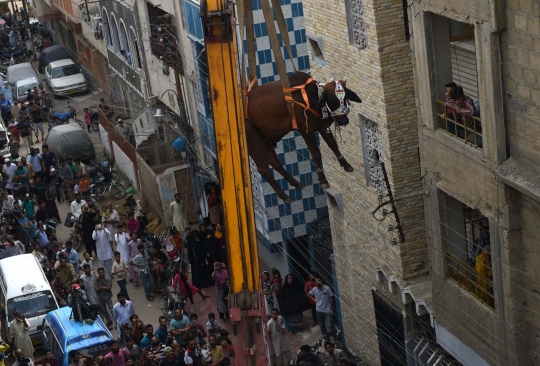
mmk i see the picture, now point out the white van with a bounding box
[0,254,59,346]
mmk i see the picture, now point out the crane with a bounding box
[200,0,269,364]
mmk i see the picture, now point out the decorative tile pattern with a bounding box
[252,130,329,243]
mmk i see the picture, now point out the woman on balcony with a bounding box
[475,243,493,307]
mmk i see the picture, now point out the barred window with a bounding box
[345,0,367,48]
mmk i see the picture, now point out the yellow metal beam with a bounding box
[201,0,260,293]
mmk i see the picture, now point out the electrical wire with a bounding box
[38,2,540,362]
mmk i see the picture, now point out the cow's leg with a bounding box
[301,132,330,189]
[320,127,354,172]
[266,148,305,190]
[246,121,293,203]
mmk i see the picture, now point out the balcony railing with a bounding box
[446,251,494,310]
[436,99,482,149]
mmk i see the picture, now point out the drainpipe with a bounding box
[498,33,510,159]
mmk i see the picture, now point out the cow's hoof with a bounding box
[320,182,330,189]
[295,183,305,189]
[344,165,354,173]
[283,196,294,204]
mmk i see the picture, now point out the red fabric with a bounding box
[207,193,219,207]
[173,273,199,297]
[305,281,317,304]
[126,219,140,235]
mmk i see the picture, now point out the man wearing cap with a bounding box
[161,346,184,366]
[9,310,33,360]
[68,284,99,324]
[116,119,131,140]
[2,158,16,193]
[0,81,13,103]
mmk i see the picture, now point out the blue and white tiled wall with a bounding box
[247,0,329,245]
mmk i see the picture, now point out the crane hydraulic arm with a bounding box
[199,0,269,365]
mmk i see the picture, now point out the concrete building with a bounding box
[300,0,435,362]
[409,0,540,363]
[303,0,540,363]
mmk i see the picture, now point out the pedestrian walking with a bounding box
[129,244,155,301]
[111,251,132,301]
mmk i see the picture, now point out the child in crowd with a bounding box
[205,313,221,339]
[200,340,212,365]
[79,252,94,272]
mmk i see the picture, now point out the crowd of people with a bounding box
[0,126,351,366]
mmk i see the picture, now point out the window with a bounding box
[129,27,143,69]
[119,20,130,61]
[199,114,216,156]
[430,15,481,148]
[439,191,494,309]
[360,115,384,192]
[147,3,177,59]
[110,14,121,53]
[102,9,113,48]
[345,0,367,48]
[307,35,325,65]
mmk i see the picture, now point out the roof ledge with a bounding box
[371,257,434,327]
[496,156,540,203]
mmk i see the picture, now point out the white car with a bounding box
[45,59,88,96]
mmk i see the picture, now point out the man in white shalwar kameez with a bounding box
[170,193,187,233]
[9,310,34,360]
[93,225,113,276]
[267,308,291,366]
[114,227,131,279]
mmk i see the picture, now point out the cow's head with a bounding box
[317,80,362,126]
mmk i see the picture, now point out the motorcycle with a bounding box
[89,176,125,200]
[86,160,120,182]
[90,110,100,131]
[49,102,76,125]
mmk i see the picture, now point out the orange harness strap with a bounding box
[243,76,321,130]
[243,77,258,119]
[283,77,321,130]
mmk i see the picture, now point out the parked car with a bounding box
[38,44,71,73]
[44,59,88,96]
[7,62,39,94]
[15,76,40,102]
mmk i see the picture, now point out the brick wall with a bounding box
[303,0,426,362]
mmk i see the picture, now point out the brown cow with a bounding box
[246,72,362,203]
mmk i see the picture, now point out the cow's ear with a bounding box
[317,92,328,110]
[345,87,362,103]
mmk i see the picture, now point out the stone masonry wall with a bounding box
[303,0,426,363]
